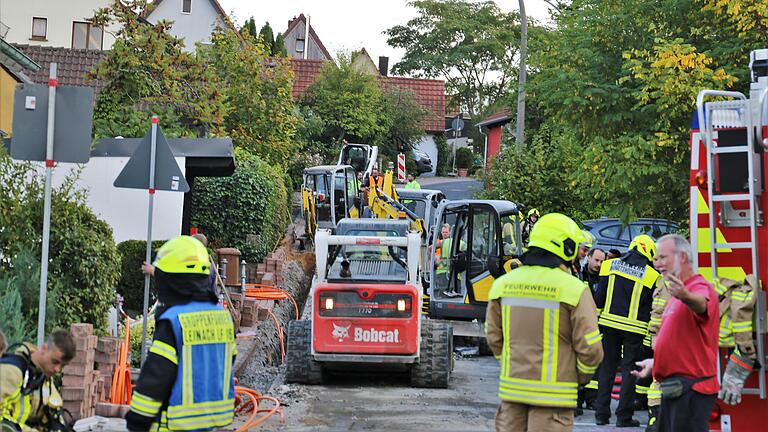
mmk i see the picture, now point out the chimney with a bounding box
[378,56,389,76]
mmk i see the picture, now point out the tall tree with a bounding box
[274,33,288,57]
[385,0,520,116]
[241,16,258,42]
[259,22,276,54]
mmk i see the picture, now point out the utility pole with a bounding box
[515,0,528,151]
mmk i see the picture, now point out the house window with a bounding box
[72,22,103,50]
[182,0,192,13]
[296,38,305,53]
[31,17,47,40]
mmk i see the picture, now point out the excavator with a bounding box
[300,165,359,246]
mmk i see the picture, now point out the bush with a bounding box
[0,151,121,334]
[435,134,450,176]
[456,147,474,169]
[116,240,165,314]
[190,149,291,263]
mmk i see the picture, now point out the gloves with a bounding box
[718,351,754,405]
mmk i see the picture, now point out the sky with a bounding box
[217,0,555,70]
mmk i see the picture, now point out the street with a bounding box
[420,177,484,200]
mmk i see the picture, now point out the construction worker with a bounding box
[435,223,466,298]
[404,173,421,190]
[486,213,604,431]
[126,236,236,432]
[0,329,76,432]
[593,234,659,427]
[521,208,540,244]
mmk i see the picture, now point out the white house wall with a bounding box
[146,0,224,51]
[1,0,118,49]
[44,156,186,244]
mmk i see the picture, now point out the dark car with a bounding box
[413,149,433,174]
[581,217,679,252]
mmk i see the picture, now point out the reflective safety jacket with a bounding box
[644,280,671,348]
[0,344,63,432]
[715,276,758,358]
[486,265,604,408]
[595,251,659,336]
[129,301,236,431]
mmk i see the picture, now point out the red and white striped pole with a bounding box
[397,153,406,182]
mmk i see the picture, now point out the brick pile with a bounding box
[61,324,125,420]
[254,248,287,286]
[241,297,258,327]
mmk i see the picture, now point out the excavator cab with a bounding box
[428,200,523,323]
[338,143,378,178]
[301,165,360,243]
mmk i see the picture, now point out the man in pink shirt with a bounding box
[632,234,719,432]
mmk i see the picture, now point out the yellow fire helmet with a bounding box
[580,230,596,248]
[527,208,540,218]
[153,235,210,275]
[528,213,585,262]
[630,234,657,261]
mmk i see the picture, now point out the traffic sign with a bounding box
[10,83,93,163]
[397,153,406,182]
[113,124,189,192]
[451,117,464,132]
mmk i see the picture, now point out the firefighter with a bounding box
[125,236,236,432]
[0,330,76,432]
[521,208,540,244]
[593,234,659,427]
[572,230,594,277]
[486,213,604,431]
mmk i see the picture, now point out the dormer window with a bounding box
[182,0,192,14]
[296,38,305,53]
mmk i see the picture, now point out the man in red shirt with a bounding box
[632,234,719,432]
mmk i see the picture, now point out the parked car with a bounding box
[413,149,433,174]
[581,217,679,252]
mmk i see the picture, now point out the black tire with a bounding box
[410,321,452,388]
[285,320,324,384]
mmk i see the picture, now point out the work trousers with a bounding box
[658,389,716,432]
[595,327,644,422]
[495,401,573,432]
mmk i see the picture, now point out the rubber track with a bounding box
[285,320,324,384]
[410,321,452,388]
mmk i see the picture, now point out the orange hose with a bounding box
[242,283,299,320]
[265,309,285,363]
[234,385,284,431]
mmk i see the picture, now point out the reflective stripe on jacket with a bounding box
[485,265,603,408]
[596,256,659,336]
[715,276,758,357]
[644,280,671,348]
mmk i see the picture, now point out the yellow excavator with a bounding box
[300,165,360,246]
[365,170,427,236]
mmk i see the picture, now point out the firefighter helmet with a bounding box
[154,235,210,275]
[528,213,585,262]
[630,234,656,261]
[580,230,596,248]
[527,208,540,219]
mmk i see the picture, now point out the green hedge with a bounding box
[116,240,165,314]
[435,134,450,176]
[190,149,290,263]
[0,151,121,334]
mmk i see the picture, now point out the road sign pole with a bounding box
[140,116,159,365]
[36,63,57,347]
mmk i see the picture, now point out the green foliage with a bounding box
[301,54,386,144]
[90,0,226,138]
[124,316,154,368]
[240,17,258,42]
[190,149,290,263]
[435,134,450,176]
[484,0,756,223]
[455,147,474,169]
[386,0,520,116]
[258,22,275,54]
[0,151,121,334]
[0,250,37,344]
[274,33,288,57]
[379,89,428,162]
[200,29,299,166]
[115,240,165,314]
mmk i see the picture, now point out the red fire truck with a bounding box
[691,48,768,431]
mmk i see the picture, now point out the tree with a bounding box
[379,88,428,162]
[241,16,258,42]
[90,0,226,138]
[301,53,386,144]
[199,29,298,165]
[385,0,520,116]
[274,33,288,57]
[259,22,276,54]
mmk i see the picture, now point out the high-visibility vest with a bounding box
[436,238,465,274]
[132,302,236,431]
[597,258,659,336]
[405,180,421,190]
[488,266,603,407]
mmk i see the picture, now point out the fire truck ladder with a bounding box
[697,90,767,399]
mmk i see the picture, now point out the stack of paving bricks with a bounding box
[254,248,287,286]
[62,324,98,420]
[240,297,258,327]
[94,336,120,400]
